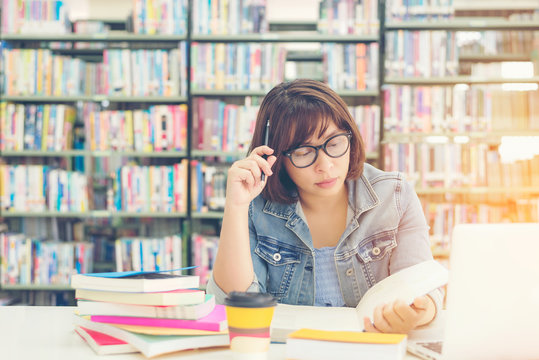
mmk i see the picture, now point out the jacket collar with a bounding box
[349,172,380,219]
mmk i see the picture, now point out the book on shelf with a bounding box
[70,271,199,293]
[131,0,188,35]
[0,233,94,286]
[318,0,379,35]
[286,328,407,360]
[0,165,89,213]
[191,0,268,35]
[112,162,188,213]
[191,233,219,286]
[73,315,229,358]
[74,326,138,356]
[1,0,71,34]
[115,236,183,273]
[384,31,458,78]
[385,0,454,21]
[190,43,286,91]
[0,103,76,151]
[89,304,227,332]
[270,260,448,342]
[85,105,188,152]
[75,287,206,306]
[191,97,257,152]
[322,43,379,91]
[76,294,215,320]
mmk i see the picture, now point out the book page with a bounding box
[355,260,449,329]
[269,260,448,340]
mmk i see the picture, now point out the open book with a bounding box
[271,260,448,342]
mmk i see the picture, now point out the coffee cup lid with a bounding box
[224,292,277,308]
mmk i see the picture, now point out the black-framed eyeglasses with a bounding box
[283,132,352,168]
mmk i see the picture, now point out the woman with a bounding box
[207,79,442,334]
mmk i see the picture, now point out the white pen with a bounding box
[261,119,270,182]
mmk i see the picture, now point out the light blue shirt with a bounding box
[295,201,352,307]
[313,246,345,307]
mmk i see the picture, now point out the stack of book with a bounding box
[71,270,229,357]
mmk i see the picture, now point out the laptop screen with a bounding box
[442,223,539,360]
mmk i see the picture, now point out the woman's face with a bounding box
[283,121,350,201]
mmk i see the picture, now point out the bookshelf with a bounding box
[381,1,539,258]
[189,0,383,286]
[0,2,190,301]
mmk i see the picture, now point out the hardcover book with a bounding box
[71,271,199,293]
[74,315,229,358]
[90,304,227,332]
[287,328,407,360]
[76,294,215,319]
[74,326,138,355]
[75,288,205,306]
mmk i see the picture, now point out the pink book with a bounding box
[91,304,227,332]
[75,326,138,355]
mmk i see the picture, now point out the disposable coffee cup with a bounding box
[224,291,277,360]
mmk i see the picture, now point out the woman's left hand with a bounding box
[363,295,436,334]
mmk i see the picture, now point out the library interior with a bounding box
[1,0,539,359]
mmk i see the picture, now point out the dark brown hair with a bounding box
[248,79,366,204]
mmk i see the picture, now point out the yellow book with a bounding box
[41,105,50,151]
[286,328,407,360]
[288,328,406,344]
[89,112,96,151]
[146,0,156,35]
[104,323,228,336]
[36,49,44,94]
[0,164,6,209]
[125,111,134,150]
[0,102,6,150]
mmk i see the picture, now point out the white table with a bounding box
[0,306,439,359]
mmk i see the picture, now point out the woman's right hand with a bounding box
[225,146,277,208]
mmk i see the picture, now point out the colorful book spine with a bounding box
[112,161,188,213]
[191,43,286,91]
[383,85,539,133]
[104,47,187,97]
[191,233,219,286]
[83,105,188,152]
[0,232,93,286]
[192,0,268,35]
[2,0,71,34]
[115,235,183,272]
[322,42,379,91]
[90,304,227,332]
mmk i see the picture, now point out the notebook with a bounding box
[407,223,539,360]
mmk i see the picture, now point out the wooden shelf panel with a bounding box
[384,76,539,85]
[383,131,539,144]
[0,211,188,218]
[2,95,188,103]
[0,33,187,42]
[386,19,539,31]
[191,33,378,43]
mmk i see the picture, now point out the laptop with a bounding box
[407,223,539,360]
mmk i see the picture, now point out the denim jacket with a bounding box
[207,163,444,311]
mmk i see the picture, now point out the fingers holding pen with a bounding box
[229,146,276,186]
[250,146,276,181]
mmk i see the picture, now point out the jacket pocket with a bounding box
[254,237,301,300]
[356,230,397,263]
